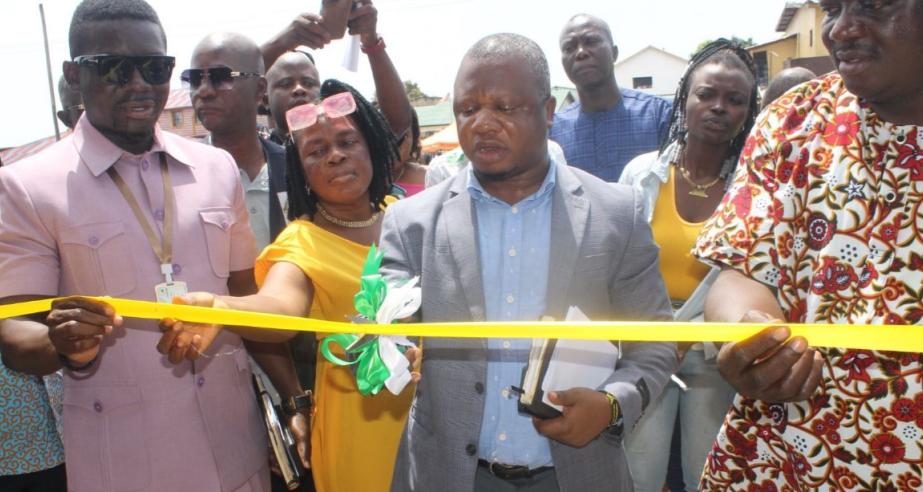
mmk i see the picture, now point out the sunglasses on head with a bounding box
[180,67,260,91]
[285,92,357,133]
[73,54,175,86]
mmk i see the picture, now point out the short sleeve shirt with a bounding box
[695,74,923,490]
[0,117,266,491]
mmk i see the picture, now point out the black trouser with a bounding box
[0,464,67,492]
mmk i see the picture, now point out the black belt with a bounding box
[477,459,553,481]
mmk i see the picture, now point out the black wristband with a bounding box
[58,353,96,371]
[282,391,314,416]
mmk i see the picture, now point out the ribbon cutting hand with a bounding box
[47,297,122,366]
[717,310,825,403]
[157,293,225,364]
[404,346,422,383]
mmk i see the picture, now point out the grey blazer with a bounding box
[379,159,678,492]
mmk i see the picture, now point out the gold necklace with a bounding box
[316,204,382,228]
[392,163,407,183]
[677,154,722,198]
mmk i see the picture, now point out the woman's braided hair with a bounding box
[285,79,399,221]
[660,38,761,172]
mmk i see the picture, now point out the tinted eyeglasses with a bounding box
[285,92,357,133]
[73,54,175,86]
[180,67,261,91]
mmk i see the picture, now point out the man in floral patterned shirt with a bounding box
[694,0,923,490]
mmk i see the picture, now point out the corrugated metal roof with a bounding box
[416,100,453,128]
[0,133,67,165]
[776,1,814,32]
[747,33,799,51]
[165,89,192,110]
[551,86,577,111]
[415,86,578,128]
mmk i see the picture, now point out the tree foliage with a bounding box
[404,80,429,102]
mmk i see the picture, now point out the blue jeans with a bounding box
[624,349,735,492]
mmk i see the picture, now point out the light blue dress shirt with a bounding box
[469,154,557,468]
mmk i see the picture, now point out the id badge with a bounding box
[155,281,189,304]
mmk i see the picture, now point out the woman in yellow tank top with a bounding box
[163,80,413,492]
[618,40,762,492]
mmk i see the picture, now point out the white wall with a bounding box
[614,48,688,99]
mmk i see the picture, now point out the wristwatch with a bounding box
[282,390,314,416]
[602,391,623,435]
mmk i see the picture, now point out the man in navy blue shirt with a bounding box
[552,14,672,182]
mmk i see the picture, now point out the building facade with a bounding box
[613,46,687,100]
[748,1,834,86]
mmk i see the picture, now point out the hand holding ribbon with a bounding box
[320,245,420,396]
[157,292,225,363]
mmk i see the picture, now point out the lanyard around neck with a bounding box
[106,153,176,280]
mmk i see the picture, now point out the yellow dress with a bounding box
[650,167,711,301]
[255,219,413,492]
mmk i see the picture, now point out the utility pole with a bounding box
[39,2,61,141]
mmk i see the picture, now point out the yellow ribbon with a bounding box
[2,297,921,352]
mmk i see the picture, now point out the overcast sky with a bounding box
[1,0,792,148]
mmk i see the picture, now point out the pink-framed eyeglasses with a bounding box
[285,92,357,133]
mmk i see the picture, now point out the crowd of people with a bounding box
[0,0,922,491]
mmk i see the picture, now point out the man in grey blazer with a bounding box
[379,33,678,492]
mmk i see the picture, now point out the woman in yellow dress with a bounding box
[168,79,412,492]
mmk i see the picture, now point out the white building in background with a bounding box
[613,46,688,100]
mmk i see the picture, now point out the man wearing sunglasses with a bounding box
[0,1,270,491]
[187,33,286,253]
[186,32,315,492]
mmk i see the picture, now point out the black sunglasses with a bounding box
[180,67,260,91]
[73,54,175,86]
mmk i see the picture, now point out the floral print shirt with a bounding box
[694,74,923,491]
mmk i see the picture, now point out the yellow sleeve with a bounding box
[254,221,318,288]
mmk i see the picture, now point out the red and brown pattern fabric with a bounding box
[695,73,923,491]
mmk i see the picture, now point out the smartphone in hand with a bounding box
[319,0,354,39]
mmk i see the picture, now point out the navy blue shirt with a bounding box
[551,88,672,182]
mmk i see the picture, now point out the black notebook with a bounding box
[517,308,621,419]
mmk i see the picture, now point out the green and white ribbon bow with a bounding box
[320,245,420,396]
